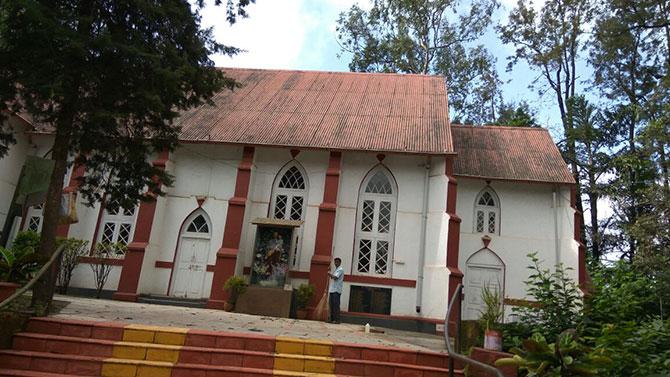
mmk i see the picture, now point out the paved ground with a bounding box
[51,295,447,353]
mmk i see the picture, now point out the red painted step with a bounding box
[3,317,462,377]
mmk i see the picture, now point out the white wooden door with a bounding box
[172,237,209,298]
[464,265,504,320]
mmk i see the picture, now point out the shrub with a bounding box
[11,231,41,258]
[513,253,582,342]
[55,238,89,294]
[223,276,247,306]
[89,242,126,298]
[295,283,315,310]
[496,331,611,376]
[0,246,43,284]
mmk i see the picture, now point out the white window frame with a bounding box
[473,187,501,235]
[97,200,138,246]
[269,161,309,267]
[24,203,44,233]
[353,166,398,277]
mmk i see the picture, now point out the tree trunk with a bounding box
[31,125,71,315]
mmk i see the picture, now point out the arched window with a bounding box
[270,162,309,267]
[474,187,500,235]
[354,166,398,276]
[98,200,138,246]
[185,213,210,235]
[270,163,308,221]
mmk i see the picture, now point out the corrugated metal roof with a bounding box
[451,125,575,184]
[177,68,454,154]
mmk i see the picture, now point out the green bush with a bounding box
[55,237,89,294]
[496,331,611,376]
[295,283,315,310]
[11,231,41,258]
[223,276,247,305]
[512,253,583,342]
[0,247,43,284]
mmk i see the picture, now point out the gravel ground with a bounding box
[51,294,447,353]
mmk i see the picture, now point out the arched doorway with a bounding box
[171,210,212,298]
[464,248,505,320]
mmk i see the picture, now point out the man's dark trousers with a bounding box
[329,292,341,322]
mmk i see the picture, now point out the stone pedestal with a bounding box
[235,286,292,318]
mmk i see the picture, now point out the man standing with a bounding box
[328,257,344,323]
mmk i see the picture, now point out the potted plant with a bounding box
[0,231,44,302]
[295,283,315,319]
[223,276,247,311]
[479,284,504,351]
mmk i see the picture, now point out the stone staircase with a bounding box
[0,317,461,376]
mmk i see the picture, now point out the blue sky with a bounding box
[200,0,591,135]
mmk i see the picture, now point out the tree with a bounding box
[589,0,668,261]
[565,96,614,260]
[495,101,538,127]
[498,0,595,244]
[0,0,253,314]
[335,0,502,124]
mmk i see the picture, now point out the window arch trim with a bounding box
[269,160,309,221]
[473,186,501,235]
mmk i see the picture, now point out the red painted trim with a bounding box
[308,151,342,319]
[155,261,173,269]
[290,149,300,158]
[344,275,416,288]
[570,186,587,289]
[445,156,463,328]
[113,151,170,302]
[89,199,107,254]
[79,256,125,266]
[242,266,310,279]
[208,146,255,309]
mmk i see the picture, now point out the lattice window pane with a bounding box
[361,200,374,232]
[378,201,391,233]
[476,211,484,233]
[278,166,305,189]
[357,239,372,273]
[118,223,132,245]
[478,192,495,206]
[375,240,389,274]
[488,212,496,233]
[122,206,135,216]
[187,215,209,233]
[290,196,304,220]
[35,203,44,210]
[28,217,41,232]
[101,223,115,244]
[274,195,287,219]
[365,171,393,194]
[105,200,120,215]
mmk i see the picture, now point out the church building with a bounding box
[0,68,584,332]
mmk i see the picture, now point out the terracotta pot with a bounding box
[483,329,503,351]
[0,282,21,303]
[296,309,308,320]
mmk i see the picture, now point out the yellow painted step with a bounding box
[273,353,335,374]
[275,337,333,357]
[101,358,173,377]
[112,341,181,363]
[123,324,188,346]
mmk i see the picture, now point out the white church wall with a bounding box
[0,118,32,232]
[457,178,577,317]
[332,151,429,316]
[136,144,241,297]
[69,263,122,292]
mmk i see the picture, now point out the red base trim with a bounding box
[344,275,416,288]
[111,291,138,302]
[342,311,443,324]
[78,257,125,266]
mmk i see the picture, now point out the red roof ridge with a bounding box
[451,124,548,131]
[216,66,446,80]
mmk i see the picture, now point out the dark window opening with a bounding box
[348,285,392,315]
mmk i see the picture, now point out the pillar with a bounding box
[308,151,341,319]
[445,156,463,332]
[113,151,169,302]
[207,146,255,309]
